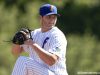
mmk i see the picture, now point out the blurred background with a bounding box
[0,0,100,75]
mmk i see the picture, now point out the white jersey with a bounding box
[22,26,68,75]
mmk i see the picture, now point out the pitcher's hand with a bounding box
[24,39,34,46]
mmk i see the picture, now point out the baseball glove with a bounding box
[12,28,32,45]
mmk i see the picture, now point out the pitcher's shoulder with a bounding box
[31,28,41,35]
[52,27,66,37]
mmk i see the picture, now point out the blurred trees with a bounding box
[67,34,100,75]
[57,0,100,38]
[0,0,100,38]
[0,0,100,75]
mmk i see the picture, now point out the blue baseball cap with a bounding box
[39,4,59,16]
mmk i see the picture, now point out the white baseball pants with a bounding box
[11,56,55,75]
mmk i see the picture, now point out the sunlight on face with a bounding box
[40,15,57,32]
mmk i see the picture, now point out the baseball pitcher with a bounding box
[11,4,68,75]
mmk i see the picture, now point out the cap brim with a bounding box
[45,13,60,16]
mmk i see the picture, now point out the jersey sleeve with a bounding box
[48,33,67,59]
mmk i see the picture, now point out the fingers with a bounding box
[24,39,34,46]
